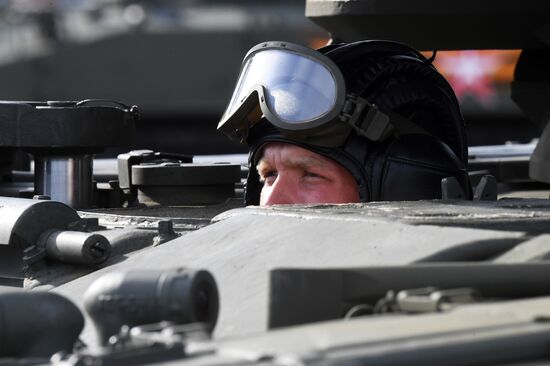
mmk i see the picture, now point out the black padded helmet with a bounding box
[244,40,470,205]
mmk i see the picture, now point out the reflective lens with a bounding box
[225,49,337,124]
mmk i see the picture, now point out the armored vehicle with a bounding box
[1,1,550,365]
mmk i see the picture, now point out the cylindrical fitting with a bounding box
[34,155,93,209]
[41,230,111,265]
[84,268,219,345]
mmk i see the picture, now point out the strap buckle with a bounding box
[341,94,394,141]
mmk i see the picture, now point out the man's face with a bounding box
[256,142,360,206]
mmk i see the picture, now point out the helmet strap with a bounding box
[342,94,434,142]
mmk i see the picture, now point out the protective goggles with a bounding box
[217,41,397,147]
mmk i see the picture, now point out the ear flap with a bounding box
[369,134,471,201]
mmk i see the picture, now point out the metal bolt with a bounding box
[33,195,51,200]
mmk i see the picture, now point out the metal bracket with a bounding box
[153,220,179,246]
[117,150,193,196]
[395,287,481,313]
[473,175,497,201]
[441,176,467,200]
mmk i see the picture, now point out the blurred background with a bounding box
[429,49,539,147]
[0,0,540,155]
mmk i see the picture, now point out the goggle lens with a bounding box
[227,49,337,124]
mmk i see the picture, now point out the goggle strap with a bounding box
[345,95,433,141]
[345,96,394,141]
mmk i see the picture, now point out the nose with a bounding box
[260,174,297,205]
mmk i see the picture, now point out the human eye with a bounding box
[305,171,320,178]
[259,170,277,185]
[303,170,325,181]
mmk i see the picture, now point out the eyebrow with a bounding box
[256,155,329,174]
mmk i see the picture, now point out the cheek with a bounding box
[304,178,359,204]
[259,185,271,205]
[304,185,345,203]
[338,184,361,202]
[335,177,361,202]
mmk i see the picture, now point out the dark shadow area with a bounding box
[415,237,528,262]
[467,115,540,146]
[102,115,247,157]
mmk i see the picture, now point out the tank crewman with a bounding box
[218,40,471,205]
